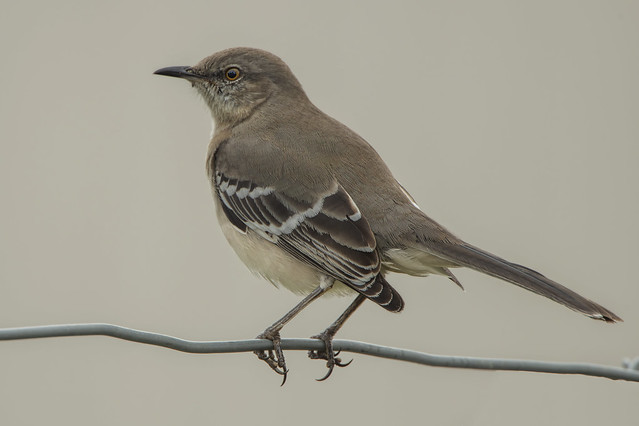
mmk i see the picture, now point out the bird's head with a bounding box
[154,47,307,127]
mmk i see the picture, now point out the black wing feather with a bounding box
[215,171,403,312]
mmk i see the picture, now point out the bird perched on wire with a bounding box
[154,47,621,382]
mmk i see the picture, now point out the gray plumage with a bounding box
[154,47,621,380]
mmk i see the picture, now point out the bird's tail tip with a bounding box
[590,310,623,323]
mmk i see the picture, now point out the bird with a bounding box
[154,47,621,382]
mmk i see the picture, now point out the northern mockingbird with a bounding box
[154,47,621,381]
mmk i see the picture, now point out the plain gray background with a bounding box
[1,1,637,424]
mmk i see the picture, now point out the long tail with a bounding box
[421,240,622,322]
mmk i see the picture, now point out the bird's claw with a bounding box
[308,331,353,381]
[255,330,288,385]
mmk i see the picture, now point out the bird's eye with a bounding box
[225,67,241,81]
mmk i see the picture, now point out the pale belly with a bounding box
[213,197,355,297]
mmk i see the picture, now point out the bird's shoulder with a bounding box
[207,106,424,233]
[209,114,342,199]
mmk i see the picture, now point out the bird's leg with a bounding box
[308,293,366,381]
[255,285,330,383]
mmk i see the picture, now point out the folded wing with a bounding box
[215,171,404,312]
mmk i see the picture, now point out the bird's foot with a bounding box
[255,328,288,385]
[307,329,353,381]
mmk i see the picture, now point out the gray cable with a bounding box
[1,323,637,382]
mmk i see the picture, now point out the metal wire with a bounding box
[1,323,637,382]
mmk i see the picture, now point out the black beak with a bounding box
[153,66,204,80]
